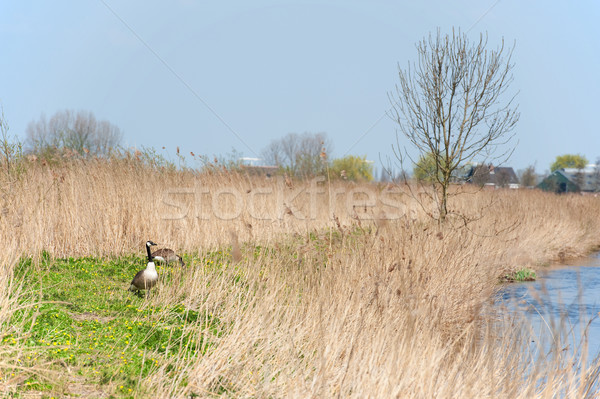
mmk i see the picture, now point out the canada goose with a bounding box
[129,240,159,294]
[151,247,185,267]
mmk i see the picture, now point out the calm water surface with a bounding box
[499,252,600,357]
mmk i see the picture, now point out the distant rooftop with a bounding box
[239,157,264,166]
[562,164,597,174]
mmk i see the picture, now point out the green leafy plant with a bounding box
[330,155,374,181]
[500,268,536,283]
[550,154,588,172]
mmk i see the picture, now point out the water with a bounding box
[499,252,600,358]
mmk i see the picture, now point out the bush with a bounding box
[330,155,373,181]
[413,152,441,183]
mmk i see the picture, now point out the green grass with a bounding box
[4,251,230,397]
[500,268,537,283]
[2,236,338,397]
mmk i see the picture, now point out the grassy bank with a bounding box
[4,253,227,397]
[2,159,600,397]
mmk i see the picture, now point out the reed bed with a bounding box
[1,157,600,397]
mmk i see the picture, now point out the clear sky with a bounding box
[1,1,599,175]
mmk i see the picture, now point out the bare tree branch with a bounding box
[26,109,122,157]
[261,132,332,178]
[388,29,519,221]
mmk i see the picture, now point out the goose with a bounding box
[129,240,159,294]
[151,247,185,267]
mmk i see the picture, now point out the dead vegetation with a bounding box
[1,158,600,397]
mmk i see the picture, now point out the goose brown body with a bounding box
[151,248,185,266]
[129,263,158,291]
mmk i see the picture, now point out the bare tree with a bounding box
[0,107,25,183]
[296,132,330,178]
[261,139,283,167]
[261,132,332,177]
[280,132,300,171]
[389,29,519,221]
[518,165,537,187]
[26,109,122,157]
[471,164,491,187]
[496,168,511,188]
[262,133,300,170]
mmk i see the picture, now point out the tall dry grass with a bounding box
[2,157,600,397]
[1,156,598,262]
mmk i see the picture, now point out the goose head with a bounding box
[146,240,158,262]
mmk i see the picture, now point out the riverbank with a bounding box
[2,161,600,397]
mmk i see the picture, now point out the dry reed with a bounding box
[2,157,600,397]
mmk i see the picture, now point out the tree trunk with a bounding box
[439,183,448,222]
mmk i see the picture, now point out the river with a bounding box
[499,252,600,360]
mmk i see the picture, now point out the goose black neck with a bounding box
[146,244,153,262]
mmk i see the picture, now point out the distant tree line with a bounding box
[410,151,600,191]
[21,110,375,181]
[261,132,373,181]
[26,109,122,158]
[261,132,331,178]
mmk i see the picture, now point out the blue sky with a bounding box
[1,1,599,175]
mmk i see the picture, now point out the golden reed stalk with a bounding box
[2,157,600,397]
